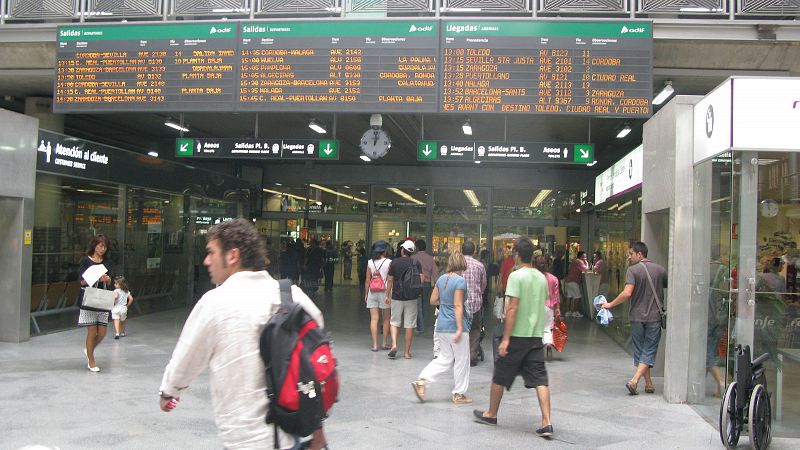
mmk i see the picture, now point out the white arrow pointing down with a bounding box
[422,144,432,156]
[323,144,333,155]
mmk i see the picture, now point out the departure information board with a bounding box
[54,23,238,112]
[237,21,438,113]
[54,20,652,117]
[440,21,652,117]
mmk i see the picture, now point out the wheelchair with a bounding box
[719,345,772,450]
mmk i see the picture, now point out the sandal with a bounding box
[645,385,655,394]
[625,381,639,395]
[381,345,391,350]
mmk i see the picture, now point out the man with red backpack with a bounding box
[159,218,328,449]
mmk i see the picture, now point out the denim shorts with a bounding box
[630,321,661,367]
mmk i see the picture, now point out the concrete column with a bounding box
[0,109,39,343]
[24,97,64,133]
[641,96,703,402]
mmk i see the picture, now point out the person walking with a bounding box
[111,276,134,339]
[357,246,369,299]
[301,239,324,300]
[600,241,667,395]
[411,251,472,405]
[535,255,561,361]
[278,240,299,284]
[159,218,327,449]
[462,241,487,366]
[411,239,438,335]
[77,233,114,373]
[564,251,589,318]
[365,240,392,352]
[342,241,353,281]
[386,240,423,359]
[473,237,554,438]
[322,240,337,292]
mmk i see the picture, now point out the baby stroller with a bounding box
[719,344,772,450]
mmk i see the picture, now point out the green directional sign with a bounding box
[318,140,338,159]
[175,138,194,157]
[573,144,594,163]
[418,141,438,160]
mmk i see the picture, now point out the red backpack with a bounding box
[259,280,339,441]
[368,259,387,293]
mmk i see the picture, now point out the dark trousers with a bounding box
[323,264,334,291]
[469,308,484,362]
[416,282,431,332]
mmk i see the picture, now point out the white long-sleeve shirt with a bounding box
[160,270,323,449]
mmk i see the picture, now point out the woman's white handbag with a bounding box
[83,284,114,310]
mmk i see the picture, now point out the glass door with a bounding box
[751,152,800,430]
[432,188,488,273]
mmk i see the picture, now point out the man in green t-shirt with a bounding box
[473,237,553,438]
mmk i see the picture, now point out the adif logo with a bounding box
[621,26,646,34]
[210,26,232,35]
[409,24,433,33]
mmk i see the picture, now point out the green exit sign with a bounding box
[418,141,437,160]
[573,144,594,163]
[318,140,338,159]
[175,138,194,157]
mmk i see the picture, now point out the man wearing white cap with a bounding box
[385,240,424,359]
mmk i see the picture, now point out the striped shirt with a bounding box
[463,255,487,314]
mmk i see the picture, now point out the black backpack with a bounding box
[259,280,339,445]
[399,260,423,300]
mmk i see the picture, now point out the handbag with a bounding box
[641,262,667,329]
[493,294,505,320]
[83,283,114,310]
[552,319,568,353]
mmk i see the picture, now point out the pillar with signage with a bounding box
[0,109,39,342]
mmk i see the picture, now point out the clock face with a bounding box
[360,129,391,159]
[760,199,779,218]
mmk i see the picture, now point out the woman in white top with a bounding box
[365,240,392,351]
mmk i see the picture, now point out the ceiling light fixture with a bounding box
[164,118,189,133]
[360,155,371,162]
[462,117,473,135]
[616,124,632,139]
[310,183,368,204]
[308,118,326,134]
[530,189,552,208]
[147,151,159,158]
[387,187,425,205]
[652,81,675,105]
[463,189,481,207]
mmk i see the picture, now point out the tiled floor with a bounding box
[1,284,798,449]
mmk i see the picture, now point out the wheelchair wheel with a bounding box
[748,384,772,450]
[720,382,740,449]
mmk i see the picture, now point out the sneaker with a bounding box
[411,380,426,402]
[472,409,497,426]
[535,424,554,437]
[452,393,473,405]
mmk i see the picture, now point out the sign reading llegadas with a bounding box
[418,141,594,164]
[54,20,652,117]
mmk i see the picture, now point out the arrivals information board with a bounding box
[54,20,652,117]
[54,23,238,112]
[440,21,652,116]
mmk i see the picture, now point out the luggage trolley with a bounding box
[719,345,772,450]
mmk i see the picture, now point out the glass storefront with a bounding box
[592,189,642,348]
[692,151,800,433]
[30,131,250,334]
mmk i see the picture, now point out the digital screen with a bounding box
[54,20,652,118]
[54,23,239,112]
[440,21,652,117]
[236,21,438,113]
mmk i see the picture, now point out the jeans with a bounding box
[631,321,662,367]
[416,282,431,332]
